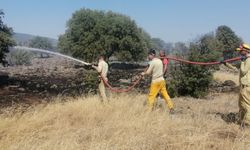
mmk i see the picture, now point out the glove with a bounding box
[91,65,97,70]
[240,55,247,61]
[141,72,145,76]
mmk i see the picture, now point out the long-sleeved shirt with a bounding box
[240,56,250,86]
[145,58,164,83]
[97,60,108,81]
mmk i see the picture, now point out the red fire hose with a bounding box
[101,56,241,93]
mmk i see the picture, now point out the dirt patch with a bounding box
[0,56,149,108]
[0,56,92,108]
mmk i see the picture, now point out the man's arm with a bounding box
[145,62,153,75]
[241,59,250,75]
[92,62,102,73]
[163,58,168,75]
[224,62,238,72]
[163,64,168,75]
[141,62,153,76]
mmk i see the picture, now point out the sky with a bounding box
[2,0,250,43]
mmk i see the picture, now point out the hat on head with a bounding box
[236,43,250,51]
[148,49,156,55]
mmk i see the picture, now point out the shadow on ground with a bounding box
[216,112,239,124]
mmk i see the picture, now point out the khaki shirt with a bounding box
[97,60,108,80]
[146,58,164,83]
[240,56,250,86]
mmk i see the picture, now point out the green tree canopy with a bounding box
[172,33,223,98]
[58,8,150,62]
[172,42,189,55]
[29,36,53,50]
[0,10,15,65]
[196,32,223,61]
[216,25,242,59]
[151,38,167,51]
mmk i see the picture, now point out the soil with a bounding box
[0,56,148,108]
[0,56,237,108]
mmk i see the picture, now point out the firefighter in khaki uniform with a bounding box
[141,49,174,113]
[92,55,109,102]
[236,43,250,127]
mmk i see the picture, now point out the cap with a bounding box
[236,43,250,51]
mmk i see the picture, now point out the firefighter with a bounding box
[141,49,174,113]
[157,50,170,107]
[92,55,109,102]
[236,43,250,127]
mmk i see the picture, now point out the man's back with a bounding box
[147,58,164,82]
[98,60,108,80]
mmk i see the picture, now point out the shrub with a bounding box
[167,33,221,98]
[7,50,33,66]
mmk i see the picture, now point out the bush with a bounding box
[177,65,212,98]
[166,78,179,98]
[0,10,15,65]
[168,58,213,98]
[82,71,99,93]
[7,50,33,66]
[167,33,221,98]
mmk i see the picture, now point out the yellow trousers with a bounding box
[239,87,250,125]
[99,80,107,102]
[148,80,174,110]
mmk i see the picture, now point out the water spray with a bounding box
[13,46,91,65]
[12,46,242,93]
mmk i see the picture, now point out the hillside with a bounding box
[0,56,249,149]
[13,32,58,47]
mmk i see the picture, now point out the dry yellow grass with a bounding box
[0,93,250,150]
[213,70,239,85]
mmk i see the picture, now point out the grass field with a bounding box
[0,92,249,150]
[213,70,239,85]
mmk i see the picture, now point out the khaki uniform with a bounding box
[146,58,174,110]
[97,60,108,102]
[239,57,250,125]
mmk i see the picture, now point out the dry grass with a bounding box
[0,93,250,150]
[213,70,239,85]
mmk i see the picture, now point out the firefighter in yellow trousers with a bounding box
[236,43,250,127]
[141,49,174,113]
